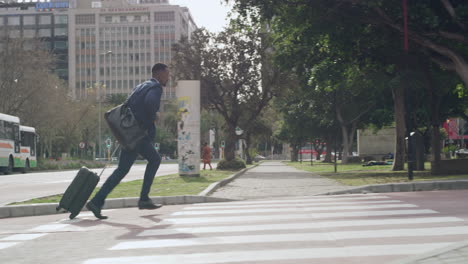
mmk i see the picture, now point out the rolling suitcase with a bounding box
[56,146,119,219]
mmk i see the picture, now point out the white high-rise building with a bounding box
[0,0,197,100]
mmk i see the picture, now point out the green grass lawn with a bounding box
[11,169,240,205]
[286,161,468,186]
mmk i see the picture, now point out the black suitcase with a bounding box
[56,145,119,219]
[56,167,100,219]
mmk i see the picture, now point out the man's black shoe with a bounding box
[138,199,163,210]
[86,201,108,219]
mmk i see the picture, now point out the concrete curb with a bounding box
[198,163,260,197]
[390,239,468,264]
[318,180,468,196]
[0,195,235,219]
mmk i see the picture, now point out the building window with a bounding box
[120,16,127,22]
[23,16,35,25]
[154,11,174,22]
[39,15,51,25]
[76,14,95,25]
[8,16,20,25]
[55,27,68,36]
[54,41,68,49]
[134,15,141,22]
[55,15,68,25]
[42,41,52,50]
[23,29,36,38]
[38,28,51,37]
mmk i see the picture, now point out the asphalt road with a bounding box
[1,190,468,264]
[0,163,180,206]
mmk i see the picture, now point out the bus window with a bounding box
[0,120,4,138]
[13,124,20,153]
[21,131,36,156]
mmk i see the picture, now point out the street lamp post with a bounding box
[98,50,113,159]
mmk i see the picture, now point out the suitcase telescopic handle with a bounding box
[98,144,121,177]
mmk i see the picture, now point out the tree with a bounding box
[230,0,468,171]
[0,37,58,115]
[172,22,281,162]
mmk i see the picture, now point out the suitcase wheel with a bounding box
[69,212,79,220]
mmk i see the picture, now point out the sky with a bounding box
[169,0,234,33]
[18,0,233,33]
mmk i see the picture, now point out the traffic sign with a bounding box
[105,138,112,148]
[79,142,85,149]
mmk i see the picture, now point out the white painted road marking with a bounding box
[163,209,438,224]
[172,203,418,215]
[0,233,47,241]
[138,216,464,236]
[86,243,453,264]
[192,195,391,206]
[184,199,405,210]
[112,226,468,250]
[0,242,18,250]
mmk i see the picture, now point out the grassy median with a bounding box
[11,169,240,205]
[286,161,468,186]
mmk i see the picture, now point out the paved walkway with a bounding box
[395,240,468,264]
[211,161,468,264]
[210,161,351,200]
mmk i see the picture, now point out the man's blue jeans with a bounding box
[91,138,161,208]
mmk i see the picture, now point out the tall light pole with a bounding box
[98,50,113,159]
[402,0,414,180]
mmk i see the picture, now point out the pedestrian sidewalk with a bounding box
[210,161,351,200]
[394,239,468,264]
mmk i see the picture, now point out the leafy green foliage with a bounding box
[217,158,247,170]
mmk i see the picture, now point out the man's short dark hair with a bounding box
[152,63,168,75]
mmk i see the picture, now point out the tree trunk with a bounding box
[341,124,350,164]
[431,125,442,173]
[224,127,237,161]
[245,134,252,165]
[392,83,406,171]
[291,144,299,162]
[323,135,333,163]
[423,60,442,174]
[415,132,425,170]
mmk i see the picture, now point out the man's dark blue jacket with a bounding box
[127,78,163,140]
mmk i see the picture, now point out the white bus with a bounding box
[0,113,37,174]
[20,125,37,172]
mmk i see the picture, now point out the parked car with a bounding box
[455,149,468,158]
[254,155,266,162]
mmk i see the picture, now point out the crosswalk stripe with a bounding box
[138,216,463,236]
[0,242,18,250]
[87,243,452,264]
[0,233,46,241]
[163,209,438,225]
[192,195,390,206]
[184,199,405,210]
[112,226,468,250]
[172,203,418,216]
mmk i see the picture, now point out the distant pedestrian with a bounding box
[86,63,169,219]
[202,142,212,170]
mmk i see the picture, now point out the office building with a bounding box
[0,0,197,100]
[0,0,70,81]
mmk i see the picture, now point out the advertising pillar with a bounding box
[177,80,201,176]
